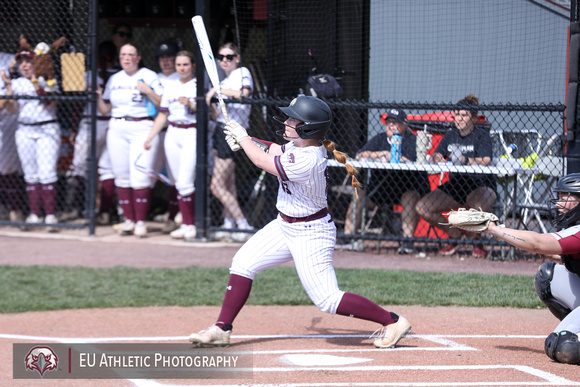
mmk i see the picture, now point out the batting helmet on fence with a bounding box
[275,95,332,140]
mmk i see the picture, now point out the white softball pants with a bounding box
[72,118,113,180]
[15,122,60,184]
[164,126,197,196]
[230,214,345,314]
[552,264,580,334]
[106,118,159,189]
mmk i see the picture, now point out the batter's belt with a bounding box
[279,208,329,223]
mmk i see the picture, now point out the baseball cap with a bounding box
[15,51,35,61]
[380,108,408,124]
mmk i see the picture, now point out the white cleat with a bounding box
[119,219,135,236]
[169,224,188,239]
[372,316,411,348]
[134,221,148,238]
[189,325,231,347]
[44,214,59,233]
[183,225,197,241]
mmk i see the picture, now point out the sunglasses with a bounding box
[216,54,235,62]
[115,31,132,38]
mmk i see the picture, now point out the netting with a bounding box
[0,0,572,260]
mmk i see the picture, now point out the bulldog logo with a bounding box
[24,346,58,377]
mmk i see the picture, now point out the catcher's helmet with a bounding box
[275,96,332,139]
[550,173,580,228]
[156,41,179,57]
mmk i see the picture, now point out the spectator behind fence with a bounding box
[62,41,118,224]
[0,53,23,222]
[343,109,430,254]
[415,94,497,258]
[108,22,133,71]
[206,42,254,242]
[4,51,60,232]
[97,43,162,238]
[152,39,181,234]
[144,50,198,242]
[484,173,580,365]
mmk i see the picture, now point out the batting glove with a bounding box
[225,134,241,152]
[224,121,250,143]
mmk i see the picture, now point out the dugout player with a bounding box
[206,43,253,242]
[144,50,197,241]
[153,40,181,234]
[5,51,60,232]
[97,43,162,238]
[189,95,412,349]
[64,41,117,223]
[485,173,580,365]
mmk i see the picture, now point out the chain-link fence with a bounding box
[0,0,571,261]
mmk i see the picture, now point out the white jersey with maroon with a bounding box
[157,71,180,89]
[12,76,60,184]
[274,142,328,218]
[217,67,253,127]
[12,76,58,124]
[102,67,161,118]
[160,78,197,124]
[229,141,345,316]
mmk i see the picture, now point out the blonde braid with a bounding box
[323,139,362,199]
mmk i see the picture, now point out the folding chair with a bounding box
[519,133,566,232]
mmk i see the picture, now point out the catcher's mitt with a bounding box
[440,208,499,233]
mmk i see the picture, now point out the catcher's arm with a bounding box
[485,222,562,256]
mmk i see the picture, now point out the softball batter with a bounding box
[97,43,162,238]
[6,51,60,231]
[485,173,580,365]
[189,96,411,349]
[145,50,197,241]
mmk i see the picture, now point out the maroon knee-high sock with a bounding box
[215,274,253,329]
[99,179,116,213]
[26,183,42,216]
[41,183,57,215]
[178,193,195,226]
[168,186,179,221]
[133,188,151,222]
[116,186,134,221]
[336,292,397,326]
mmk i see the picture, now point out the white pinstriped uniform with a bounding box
[159,77,197,196]
[102,67,162,188]
[12,76,60,184]
[230,142,345,314]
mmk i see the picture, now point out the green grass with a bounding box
[0,265,543,313]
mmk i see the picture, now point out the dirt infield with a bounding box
[2,225,578,386]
